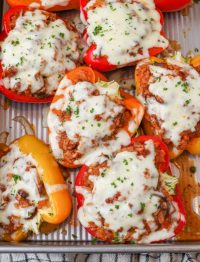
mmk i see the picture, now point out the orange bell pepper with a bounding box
[135,56,200,159]
[0,135,72,241]
[6,0,80,11]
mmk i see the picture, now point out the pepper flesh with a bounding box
[17,135,72,224]
[135,56,200,159]
[6,0,80,11]
[154,0,192,12]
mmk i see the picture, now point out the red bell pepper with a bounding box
[81,0,168,72]
[75,136,186,243]
[0,6,62,103]
[154,0,192,12]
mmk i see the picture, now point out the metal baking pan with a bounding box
[0,0,200,253]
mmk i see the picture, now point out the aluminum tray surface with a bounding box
[0,0,200,253]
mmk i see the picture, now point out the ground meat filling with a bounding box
[0,9,80,98]
[137,62,200,150]
[77,140,177,243]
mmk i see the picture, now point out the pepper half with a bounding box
[48,66,144,168]
[75,136,186,243]
[0,135,72,241]
[0,6,77,103]
[135,56,200,159]
[81,0,168,72]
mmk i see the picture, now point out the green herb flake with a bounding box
[13,174,21,184]
[93,25,103,36]
[59,32,65,38]
[66,106,72,115]
[140,202,145,210]
[74,107,79,116]
[190,166,196,173]
[115,204,120,209]
[11,39,20,46]
[123,159,128,166]
[92,238,97,244]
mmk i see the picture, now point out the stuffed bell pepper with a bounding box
[6,0,79,11]
[135,55,200,159]
[75,136,186,243]
[0,135,72,241]
[0,6,80,103]
[47,66,144,168]
[81,0,169,72]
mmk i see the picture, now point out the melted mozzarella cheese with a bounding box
[138,59,200,147]
[48,78,131,165]
[0,143,45,236]
[76,140,180,243]
[0,10,79,95]
[84,0,168,66]
[41,0,69,8]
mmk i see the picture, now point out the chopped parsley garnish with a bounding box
[140,202,145,211]
[101,170,106,177]
[123,159,128,165]
[59,32,65,38]
[185,99,191,105]
[13,174,21,184]
[90,108,95,113]
[66,106,72,115]
[92,238,97,244]
[181,82,189,93]
[74,107,79,116]
[190,166,196,173]
[93,25,103,35]
[69,97,75,102]
[72,234,77,239]
[111,182,117,188]
[172,121,178,126]
[108,2,116,11]
[115,204,120,209]
[11,39,20,46]
[128,213,133,217]
[113,232,120,243]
